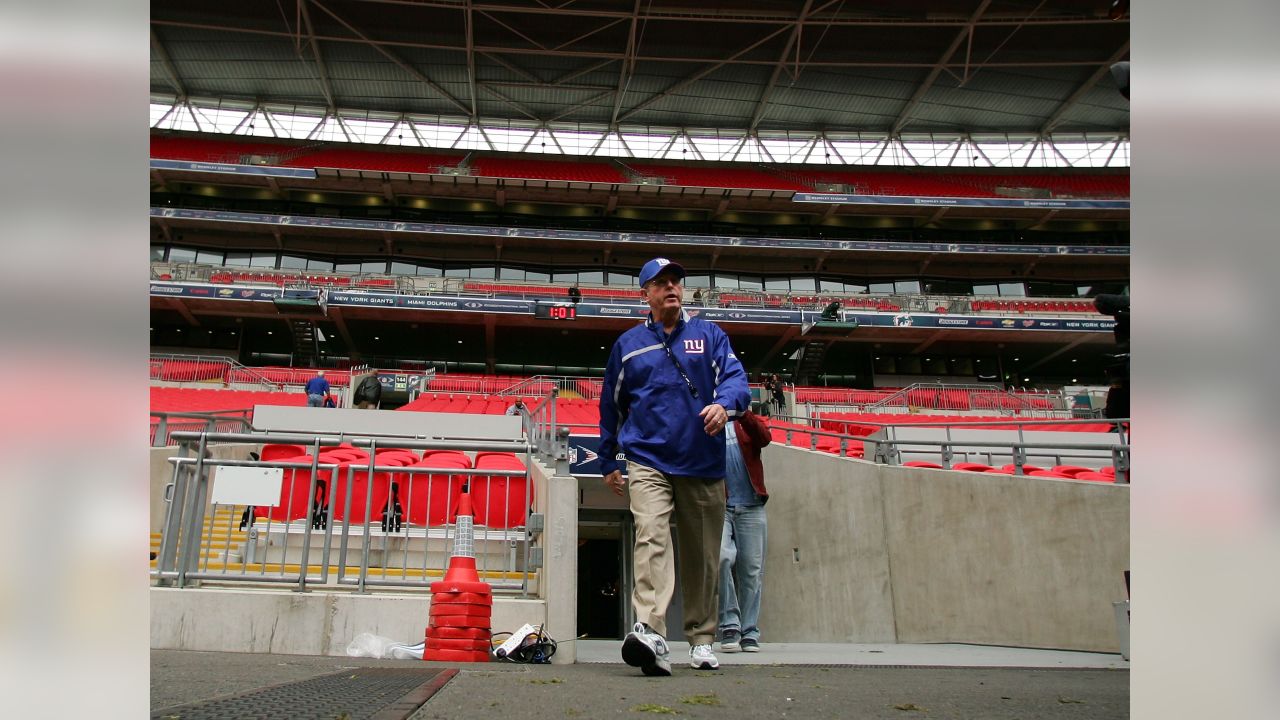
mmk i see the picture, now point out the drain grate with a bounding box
[151,667,457,720]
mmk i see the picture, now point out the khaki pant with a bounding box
[627,461,726,646]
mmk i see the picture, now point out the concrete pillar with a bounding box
[541,472,579,664]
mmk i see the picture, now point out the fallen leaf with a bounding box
[1058,697,1085,704]
[680,694,721,706]
[530,678,564,684]
[893,703,927,712]
[631,703,680,714]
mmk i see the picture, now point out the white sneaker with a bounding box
[689,643,720,670]
[622,623,672,676]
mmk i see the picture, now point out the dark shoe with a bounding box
[720,629,742,653]
[740,637,760,653]
[622,623,671,676]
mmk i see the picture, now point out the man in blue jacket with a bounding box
[600,257,750,676]
[304,370,330,407]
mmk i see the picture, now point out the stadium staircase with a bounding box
[290,319,320,365]
[792,339,831,385]
[150,504,245,570]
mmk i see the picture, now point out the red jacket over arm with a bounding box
[731,410,772,503]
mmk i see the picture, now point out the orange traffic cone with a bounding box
[423,490,493,662]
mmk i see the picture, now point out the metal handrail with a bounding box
[154,426,565,594]
[863,382,1060,416]
[150,352,278,390]
[149,410,254,447]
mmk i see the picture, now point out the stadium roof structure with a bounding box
[150,0,1129,142]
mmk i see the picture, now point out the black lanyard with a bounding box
[654,322,700,400]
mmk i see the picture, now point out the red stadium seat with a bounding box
[374,448,421,465]
[401,453,470,526]
[329,457,402,524]
[903,461,943,469]
[1000,463,1047,474]
[952,462,994,472]
[1050,465,1094,478]
[471,453,531,529]
[260,444,306,462]
[1027,470,1075,479]
[1072,471,1115,483]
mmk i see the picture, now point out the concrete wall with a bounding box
[757,445,1129,651]
[150,588,543,656]
[758,448,898,643]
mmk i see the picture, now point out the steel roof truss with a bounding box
[616,24,791,122]
[610,0,644,127]
[891,0,991,135]
[1039,41,1131,135]
[150,27,187,99]
[748,0,819,131]
[298,1,336,110]
[309,0,471,116]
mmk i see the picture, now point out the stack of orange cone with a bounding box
[423,491,493,662]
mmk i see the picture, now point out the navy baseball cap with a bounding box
[638,257,686,287]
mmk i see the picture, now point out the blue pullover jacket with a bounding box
[598,310,750,478]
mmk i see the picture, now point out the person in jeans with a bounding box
[304,370,329,407]
[717,410,771,653]
[599,257,750,676]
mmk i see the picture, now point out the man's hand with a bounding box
[699,403,729,435]
[604,470,625,496]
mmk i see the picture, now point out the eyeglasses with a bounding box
[644,276,683,289]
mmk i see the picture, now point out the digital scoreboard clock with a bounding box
[534,301,578,321]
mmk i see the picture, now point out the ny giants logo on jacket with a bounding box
[683,339,705,354]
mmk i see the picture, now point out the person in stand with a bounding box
[769,373,786,416]
[717,409,771,654]
[692,288,703,305]
[568,285,582,304]
[600,257,750,676]
[353,374,383,409]
[505,399,526,416]
[304,370,329,407]
[759,374,776,417]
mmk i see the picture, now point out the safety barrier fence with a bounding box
[755,413,1129,481]
[154,431,545,594]
[150,410,252,447]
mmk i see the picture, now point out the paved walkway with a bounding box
[153,643,1128,719]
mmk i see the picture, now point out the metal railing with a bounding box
[498,375,602,400]
[150,410,252,447]
[757,412,1128,482]
[150,353,278,390]
[154,430,553,594]
[862,383,1068,417]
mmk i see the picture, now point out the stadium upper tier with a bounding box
[150,134,1128,199]
[154,264,1105,316]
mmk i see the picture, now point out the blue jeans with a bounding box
[718,504,766,641]
[307,394,324,407]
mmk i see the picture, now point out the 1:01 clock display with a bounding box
[534,302,578,321]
